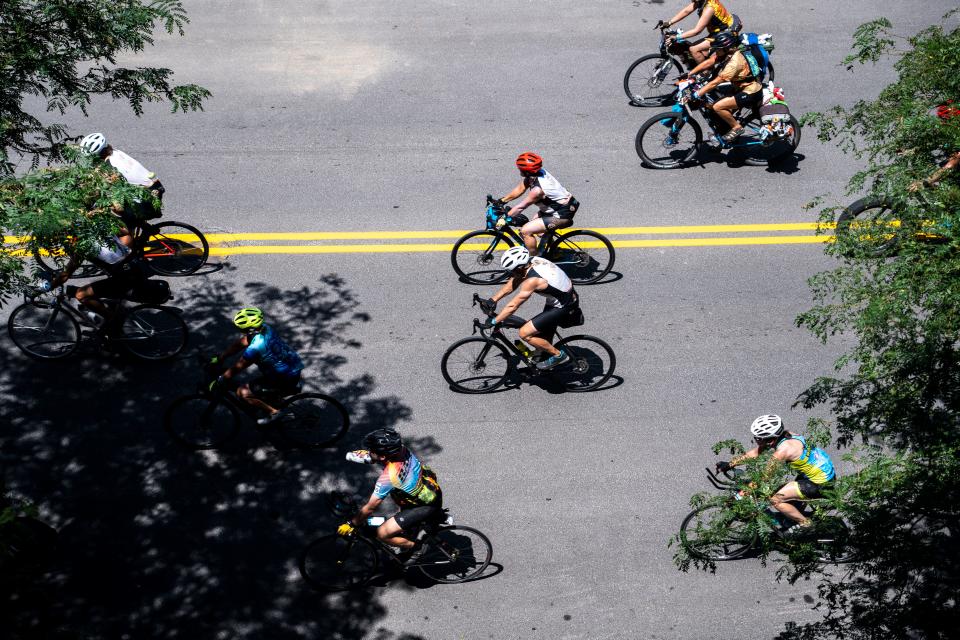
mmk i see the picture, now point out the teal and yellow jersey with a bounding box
[777,434,836,485]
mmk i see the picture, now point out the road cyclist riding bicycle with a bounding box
[661,0,742,65]
[716,414,836,534]
[689,30,763,143]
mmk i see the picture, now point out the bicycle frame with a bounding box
[669,80,778,150]
[470,294,566,369]
[481,198,588,269]
[195,359,294,420]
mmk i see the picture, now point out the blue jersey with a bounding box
[242,325,303,378]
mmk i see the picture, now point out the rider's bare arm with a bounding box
[508,186,543,216]
[695,72,726,99]
[490,274,520,304]
[730,445,761,467]
[495,279,538,322]
[48,255,81,289]
[219,335,251,378]
[500,180,527,203]
[684,6,714,38]
[687,52,720,77]
[666,3,695,28]
[351,495,384,527]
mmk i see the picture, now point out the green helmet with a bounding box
[233,307,264,330]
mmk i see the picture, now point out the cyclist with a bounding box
[909,102,960,191]
[485,246,580,371]
[662,0,741,64]
[692,31,762,143]
[716,415,836,531]
[497,152,580,256]
[211,308,304,425]
[338,429,443,560]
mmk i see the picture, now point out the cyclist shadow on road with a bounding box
[691,148,805,175]
[0,268,439,640]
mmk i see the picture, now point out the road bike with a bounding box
[440,294,616,393]
[299,491,492,590]
[450,195,615,285]
[163,353,350,449]
[7,285,188,361]
[34,219,209,279]
[834,195,951,257]
[624,21,773,108]
[679,465,855,564]
[635,78,799,169]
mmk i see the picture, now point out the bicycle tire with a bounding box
[163,394,242,449]
[140,221,210,276]
[276,392,350,448]
[679,504,755,561]
[33,249,103,279]
[551,335,616,392]
[835,197,900,257]
[548,230,615,284]
[810,516,857,564]
[440,337,513,393]
[116,305,188,361]
[636,112,703,169]
[417,525,493,584]
[299,534,379,591]
[738,114,801,167]
[450,230,515,285]
[623,54,684,107]
[7,301,82,360]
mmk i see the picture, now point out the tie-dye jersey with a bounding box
[777,434,836,485]
[373,450,442,507]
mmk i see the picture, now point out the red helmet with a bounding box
[936,101,960,120]
[515,152,543,173]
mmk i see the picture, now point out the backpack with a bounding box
[739,33,771,82]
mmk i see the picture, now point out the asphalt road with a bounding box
[2,1,956,639]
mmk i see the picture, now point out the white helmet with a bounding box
[750,414,784,439]
[79,132,107,155]
[500,246,531,271]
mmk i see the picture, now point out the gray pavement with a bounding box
[3,1,956,638]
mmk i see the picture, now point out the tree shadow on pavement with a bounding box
[0,268,432,640]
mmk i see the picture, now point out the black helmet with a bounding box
[363,428,404,457]
[710,31,737,52]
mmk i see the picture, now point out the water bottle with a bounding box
[346,450,372,464]
[366,516,386,526]
[86,312,104,327]
[514,340,532,358]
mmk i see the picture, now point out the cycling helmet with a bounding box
[233,307,264,330]
[709,31,737,52]
[79,132,107,155]
[363,428,404,457]
[515,152,543,173]
[750,414,784,440]
[936,101,960,120]
[500,246,531,271]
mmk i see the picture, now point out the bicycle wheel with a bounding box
[636,112,703,169]
[417,525,493,584]
[7,301,81,360]
[550,335,616,392]
[811,516,857,564]
[623,54,684,107]
[140,222,209,276]
[450,230,515,285]
[163,394,241,449]
[737,114,801,166]
[548,230,615,284]
[299,534,379,591]
[440,337,512,393]
[116,305,188,360]
[835,197,900,257]
[33,248,103,279]
[679,504,755,561]
[276,393,350,448]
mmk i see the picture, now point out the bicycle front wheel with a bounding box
[277,393,350,448]
[623,54,684,107]
[141,222,209,276]
[550,335,616,392]
[417,525,493,584]
[299,534,379,591]
[737,114,800,166]
[33,248,103,279]
[636,112,702,169]
[163,394,241,449]
[450,230,515,285]
[679,504,755,561]
[117,305,188,360]
[7,301,81,360]
[441,337,512,393]
[548,230,615,284]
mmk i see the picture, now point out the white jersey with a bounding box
[94,236,132,265]
[108,149,156,187]
[524,170,571,215]
[527,257,576,308]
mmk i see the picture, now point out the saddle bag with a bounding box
[558,307,585,329]
[127,278,172,304]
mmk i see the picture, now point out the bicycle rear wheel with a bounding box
[163,394,242,449]
[636,112,703,169]
[550,335,616,392]
[417,525,493,584]
[117,305,188,360]
[547,230,615,284]
[450,230,515,285]
[679,504,755,561]
[736,114,801,166]
[299,534,379,591]
[835,197,900,257]
[440,337,512,393]
[7,301,81,360]
[811,516,856,564]
[141,222,209,276]
[276,393,350,448]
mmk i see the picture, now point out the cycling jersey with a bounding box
[527,257,577,308]
[373,449,442,508]
[698,0,735,34]
[719,50,761,95]
[776,434,836,485]
[107,149,157,187]
[523,170,573,216]
[242,325,304,378]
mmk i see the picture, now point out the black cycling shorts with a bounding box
[89,272,147,300]
[734,89,762,109]
[250,372,302,398]
[795,475,831,500]
[394,505,442,532]
[531,303,579,336]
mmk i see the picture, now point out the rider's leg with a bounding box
[520,218,547,255]
[237,383,280,415]
[377,517,416,551]
[74,285,112,319]
[770,482,810,525]
[708,96,740,131]
[520,319,560,356]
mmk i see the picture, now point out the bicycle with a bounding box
[635,77,800,169]
[298,491,493,591]
[7,285,188,361]
[834,195,950,257]
[450,195,615,285]
[162,353,350,450]
[679,465,855,564]
[623,21,774,108]
[34,219,209,279]
[439,293,616,393]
